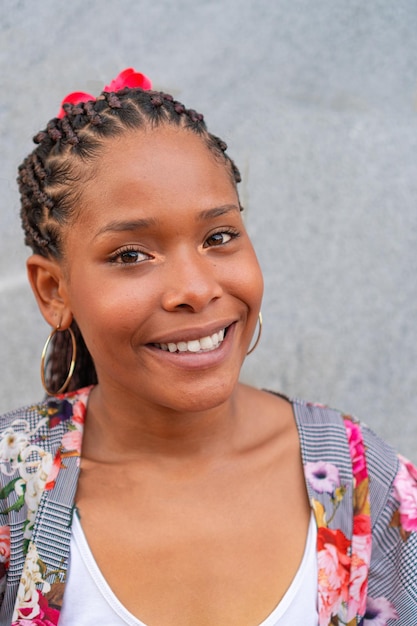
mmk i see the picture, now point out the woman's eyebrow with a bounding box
[94,218,158,238]
[197,205,240,221]
[94,205,239,239]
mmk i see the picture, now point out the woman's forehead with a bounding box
[71,126,238,228]
[97,125,223,169]
[86,127,234,195]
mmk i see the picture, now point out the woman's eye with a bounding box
[204,231,236,247]
[109,247,150,265]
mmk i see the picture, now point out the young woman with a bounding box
[0,68,416,626]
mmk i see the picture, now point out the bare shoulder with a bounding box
[236,383,297,448]
[237,383,292,416]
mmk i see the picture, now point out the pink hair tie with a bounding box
[57,68,152,118]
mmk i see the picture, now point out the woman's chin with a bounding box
[160,380,239,415]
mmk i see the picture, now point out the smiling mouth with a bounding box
[152,328,227,354]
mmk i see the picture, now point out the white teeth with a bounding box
[187,340,201,352]
[155,328,227,353]
[200,335,214,350]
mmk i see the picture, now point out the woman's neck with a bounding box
[81,382,248,464]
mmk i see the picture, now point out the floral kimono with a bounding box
[0,387,416,625]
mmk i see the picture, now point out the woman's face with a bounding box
[59,125,263,413]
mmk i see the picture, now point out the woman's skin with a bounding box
[27,125,311,626]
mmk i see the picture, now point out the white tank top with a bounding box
[60,512,318,625]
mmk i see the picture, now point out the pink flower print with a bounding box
[353,513,371,536]
[317,527,350,623]
[347,553,368,620]
[12,590,60,625]
[0,525,10,597]
[399,454,417,481]
[392,454,417,533]
[347,531,371,621]
[61,430,82,455]
[71,399,86,426]
[305,461,340,494]
[307,401,328,408]
[0,526,10,568]
[363,596,399,625]
[44,449,64,491]
[344,418,368,484]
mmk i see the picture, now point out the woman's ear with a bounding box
[26,254,73,329]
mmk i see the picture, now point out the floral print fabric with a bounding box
[0,389,416,625]
[0,389,89,625]
[304,416,399,625]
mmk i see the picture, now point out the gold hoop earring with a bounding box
[40,325,77,396]
[246,312,263,356]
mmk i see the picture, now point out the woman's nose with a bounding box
[161,248,223,313]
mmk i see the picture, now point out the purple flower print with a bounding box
[305,461,340,494]
[363,596,398,625]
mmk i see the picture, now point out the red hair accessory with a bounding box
[57,68,152,118]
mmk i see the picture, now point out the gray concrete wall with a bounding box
[1,0,416,459]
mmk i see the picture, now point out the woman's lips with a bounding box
[145,323,237,370]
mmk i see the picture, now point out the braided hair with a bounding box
[18,87,242,393]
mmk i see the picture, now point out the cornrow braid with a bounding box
[60,116,80,146]
[18,86,242,393]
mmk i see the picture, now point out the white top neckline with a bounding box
[59,511,318,625]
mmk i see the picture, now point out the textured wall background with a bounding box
[1,0,416,458]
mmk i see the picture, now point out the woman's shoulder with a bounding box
[291,395,417,526]
[291,395,400,462]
